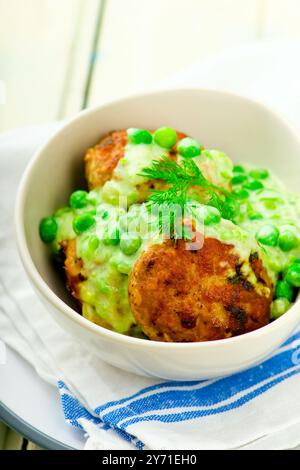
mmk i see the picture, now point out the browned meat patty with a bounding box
[128,237,273,342]
[84,129,186,190]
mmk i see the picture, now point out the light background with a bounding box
[1,0,300,132]
[1,0,300,450]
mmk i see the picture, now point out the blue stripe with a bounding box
[58,330,300,447]
[135,441,145,450]
[57,380,68,390]
[113,427,136,443]
[59,390,137,445]
[94,380,201,415]
[99,343,300,426]
[120,367,300,430]
[281,330,300,346]
[95,331,300,417]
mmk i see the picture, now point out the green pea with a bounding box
[198,206,221,225]
[263,200,277,210]
[111,257,132,274]
[127,128,152,144]
[249,168,269,180]
[86,208,97,216]
[285,263,300,287]
[232,174,248,185]
[88,235,99,252]
[54,206,70,217]
[79,235,99,260]
[177,137,201,158]
[69,190,88,209]
[95,278,111,294]
[86,189,100,206]
[103,224,120,245]
[129,325,148,339]
[233,165,245,173]
[278,228,300,252]
[119,157,128,167]
[73,214,95,235]
[153,127,177,149]
[270,298,291,320]
[267,255,283,274]
[275,280,294,302]
[233,188,250,200]
[80,285,96,304]
[256,224,279,247]
[248,212,263,221]
[244,180,264,191]
[127,192,139,206]
[39,217,58,243]
[120,234,142,255]
[99,209,109,220]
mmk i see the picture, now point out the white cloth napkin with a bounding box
[2,41,300,450]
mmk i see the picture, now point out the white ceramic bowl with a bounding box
[15,88,300,381]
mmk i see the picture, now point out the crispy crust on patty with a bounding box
[128,238,273,342]
[61,240,117,330]
[84,130,186,190]
[84,130,128,190]
[61,239,83,299]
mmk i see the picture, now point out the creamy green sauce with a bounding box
[48,134,300,333]
[233,166,300,279]
[75,204,163,333]
[101,142,168,206]
[194,149,233,190]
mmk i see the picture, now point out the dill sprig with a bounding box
[140,156,238,223]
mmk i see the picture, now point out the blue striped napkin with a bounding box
[58,330,300,450]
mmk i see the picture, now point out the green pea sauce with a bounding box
[45,132,300,333]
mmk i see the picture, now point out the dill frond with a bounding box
[140,156,238,225]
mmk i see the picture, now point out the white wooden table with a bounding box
[1,0,300,449]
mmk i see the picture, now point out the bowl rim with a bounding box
[15,86,300,350]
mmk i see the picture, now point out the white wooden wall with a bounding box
[1,0,300,132]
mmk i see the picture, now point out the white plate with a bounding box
[0,347,85,449]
